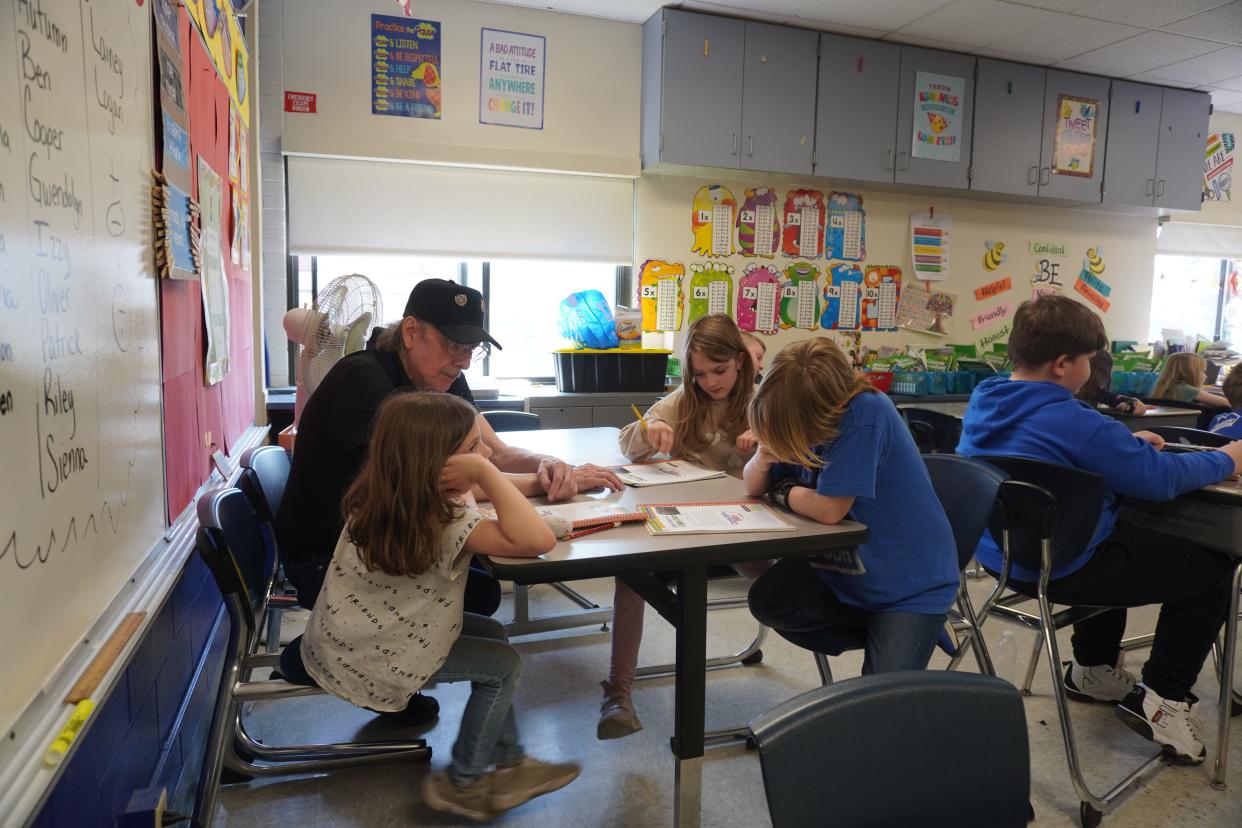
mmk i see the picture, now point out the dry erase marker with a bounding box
[629,404,649,431]
[43,700,95,767]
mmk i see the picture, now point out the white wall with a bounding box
[279,0,641,176]
[258,0,289,386]
[637,172,1158,357]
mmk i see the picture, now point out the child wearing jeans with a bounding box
[743,338,959,674]
[281,392,577,820]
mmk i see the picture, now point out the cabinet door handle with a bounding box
[1145,178,1154,197]
[883,149,894,171]
[897,150,908,171]
[1027,166,1038,186]
[748,135,754,157]
[1156,179,1166,198]
[731,133,738,156]
[1039,167,1050,186]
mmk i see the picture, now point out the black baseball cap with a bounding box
[404,279,502,349]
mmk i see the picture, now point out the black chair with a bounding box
[193,488,429,824]
[238,445,297,653]
[974,457,1167,828]
[749,671,1030,828]
[1146,426,1232,448]
[903,407,962,453]
[481,410,542,432]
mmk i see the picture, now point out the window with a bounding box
[288,254,630,382]
[1148,256,1242,344]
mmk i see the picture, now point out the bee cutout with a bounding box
[691,185,737,257]
[737,263,781,334]
[1084,246,1105,276]
[983,241,1006,271]
[687,263,735,325]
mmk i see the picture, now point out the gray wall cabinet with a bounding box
[1155,88,1211,212]
[740,22,818,174]
[971,59,1046,197]
[813,35,901,183]
[1037,71,1111,202]
[1104,82,1210,211]
[894,48,976,189]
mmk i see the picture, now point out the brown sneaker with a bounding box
[597,679,643,740]
[420,770,493,822]
[488,757,580,812]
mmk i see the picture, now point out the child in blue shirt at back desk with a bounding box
[1208,367,1242,439]
[743,337,959,675]
[957,295,1242,765]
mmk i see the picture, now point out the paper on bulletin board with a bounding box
[157,31,186,119]
[687,263,735,325]
[738,264,781,334]
[691,185,736,258]
[738,187,780,258]
[862,265,902,332]
[910,212,951,281]
[480,28,545,129]
[372,15,442,119]
[1205,132,1234,202]
[970,303,1012,331]
[154,0,179,48]
[780,263,821,330]
[184,0,250,125]
[1052,94,1099,178]
[911,71,963,162]
[162,110,193,192]
[821,263,863,331]
[826,191,865,262]
[198,158,231,385]
[782,190,826,259]
[166,183,197,279]
[638,259,685,332]
[896,281,956,337]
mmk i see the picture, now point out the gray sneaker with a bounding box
[1063,658,1137,704]
[421,770,493,822]
[1117,683,1207,765]
[488,757,580,812]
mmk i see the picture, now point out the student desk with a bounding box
[896,401,968,419]
[1119,481,1242,789]
[488,427,868,828]
[1106,406,1201,431]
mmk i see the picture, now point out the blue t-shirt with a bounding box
[1209,410,1242,440]
[769,391,958,615]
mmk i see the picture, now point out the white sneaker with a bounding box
[1063,657,1137,704]
[1116,683,1207,764]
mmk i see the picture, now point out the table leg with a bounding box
[672,566,708,828]
[1212,561,1242,789]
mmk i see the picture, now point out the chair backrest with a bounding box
[238,445,290,522]
[1146,425,1232,448]
[906,419,936,453]
[196,487,275,641]
[923,454,1007,571]
[979,456,1104,578]
[481,410,542,433]
[750,671,1030,828]
[902,407,962,454]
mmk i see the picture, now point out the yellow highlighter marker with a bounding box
[44,700,95,767]
[630,404,649,431]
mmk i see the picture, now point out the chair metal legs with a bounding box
[813,652,833,686]
[637,624,767,680]
[505,582,613,637]
[1021,631,1044,695]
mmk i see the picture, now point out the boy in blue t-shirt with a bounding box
[1208,367,1242,439]
[744,338,958,675]
[957,296,1242,764]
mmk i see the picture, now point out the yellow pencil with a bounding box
[630,403,649,431]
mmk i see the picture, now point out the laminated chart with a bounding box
[780,262,822,330]
[862,266,902,332]
[826,192,865,262]
[691,185,737,257]
[821,263,863,330]
[737,264,782,334]
[781,189,826,259]
[638,259,686,332]
[910,211,951,281]
[687,263,735,324]
[737,187,781,258]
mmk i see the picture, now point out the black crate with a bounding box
[553,349,670,393]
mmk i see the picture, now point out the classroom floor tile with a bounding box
[215,577,1242,827]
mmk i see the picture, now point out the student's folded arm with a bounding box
[788,488,855,525]
[463,467,556,557]
[1076,420,1236,501]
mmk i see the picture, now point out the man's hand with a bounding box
[572,463,624,493]
[537,460,625,502]
[1134,430,1166,450]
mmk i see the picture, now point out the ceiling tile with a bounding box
[794,0,958,32]
[987,15,1142,61]
[550,0,664,22]
[693,0,818,16]
[1127,72,1199,87]
[1212,73,1242,90]
[974,46,1056,64]
[1162,1,1242,44]
[1075,0,1232,29]
[881,31,977,51]
[996,0,1093,10]
[1199,86,1242,106]
[895,0,1057,46]
[1220,102,1242,111]
[1055,30,1222,75]
[787,18,889,38]
[1132,46,1242,85]
[676,1,793,23]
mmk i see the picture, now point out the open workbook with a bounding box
[610,459,728,487]
[640,501,796,535]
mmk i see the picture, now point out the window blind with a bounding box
[1157,221,1242,257]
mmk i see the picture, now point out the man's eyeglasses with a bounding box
[432,325,490,361]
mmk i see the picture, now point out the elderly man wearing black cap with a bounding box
[276,279,621,725]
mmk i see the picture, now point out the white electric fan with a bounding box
[283,273,383,423]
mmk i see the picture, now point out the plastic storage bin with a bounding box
[892,371,930,396]
[865,371,894,392]
[947,371,976,394]
[553,348,671,393]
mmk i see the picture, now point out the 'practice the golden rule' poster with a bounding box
[372,15,442,119]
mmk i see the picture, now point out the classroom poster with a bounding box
[479,28,545,129]
[1205,132,1235,202]
[638,259,685,332]
[687,263,734,324]
[154,0,180,48]
[162,110,192,192]
[821,263,863,331]
[910,211,951,281]
[1052,94,1099,178]
[184,0,250,124]
[737,187,780,258]
[896,281,956,337]
[166,183,197,279]
[861,265,902,332]
[825,192,865,262]
[372,15,442,119]
[690,185,736,257]
[911,72,963,162]
[737,264,781,334]
[781,189,826,258]
[198,159,231,385]
[157,33,186,119]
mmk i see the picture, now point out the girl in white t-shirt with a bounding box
[289,392,578,820]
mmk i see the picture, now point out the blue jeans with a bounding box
[748,557,945,674]
[280,613,524,784]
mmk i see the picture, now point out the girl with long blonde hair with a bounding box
[1153,351,1229,408]
[283,392,579,820]
[743,337,959,675]
[601,314,765,738]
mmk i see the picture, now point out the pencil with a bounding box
[563,522,618,540]
[630,403,649,432]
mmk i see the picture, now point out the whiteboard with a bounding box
[0,0,165,733]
